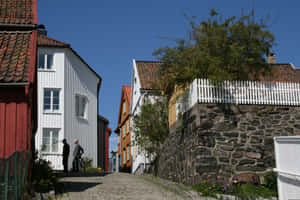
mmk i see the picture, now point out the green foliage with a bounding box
[85,167,104,173]
[234,184,276,198]
[82,157,93,170]
[31,158,58,193]
[133,98,169,155]
[193,173,277,198]
[261,171,278,192]
[153,9,275,96]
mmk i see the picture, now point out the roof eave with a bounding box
[0,82,30,86]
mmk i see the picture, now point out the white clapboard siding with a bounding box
[35,48,65,170]
[64,49,99,169]
[36,47,100,170]
[176,78,300,116]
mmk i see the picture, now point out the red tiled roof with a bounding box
[123,85,131,105]
[0,31,36,83]
[266,64,300,82]
[38,34,70,48]
[135,61,162,89]
[0,0,37,25]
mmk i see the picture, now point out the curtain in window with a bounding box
[42,130,51,152]
[52,130,59,152]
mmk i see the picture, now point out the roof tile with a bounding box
[135,61,162,89]
[0,31,32,83]
[0,0,36,25]
[37,34,70,47]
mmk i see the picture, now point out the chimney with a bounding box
[267,53,275,64]
[37,24,47,36]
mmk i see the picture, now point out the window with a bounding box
[123,149,126,164]
[38,53,54,69]
[123,100,126,114]
[42,129,59,153]
[123,126,125,138]
[76,95,88,119]
[127,145,130,161]
[44,89,60,112]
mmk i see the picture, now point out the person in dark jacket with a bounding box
[72,139,84,172]
[62,139,70,174]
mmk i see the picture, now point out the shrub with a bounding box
[261,171,278,192]
[193,173,277,198]
[82,157,93,170]
[31,158,63,194]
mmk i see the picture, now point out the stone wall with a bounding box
[157,103,300,185]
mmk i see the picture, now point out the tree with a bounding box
[153,9,275,96]
[133,97,169,173]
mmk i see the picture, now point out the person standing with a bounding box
[62,139,70,174]
[72,139,84,172]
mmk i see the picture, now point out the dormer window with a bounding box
[39,53,53,69]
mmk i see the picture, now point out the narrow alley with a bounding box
[57,173,211,200]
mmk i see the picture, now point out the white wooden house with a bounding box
[35,33,101,170]
[130,59,162,174]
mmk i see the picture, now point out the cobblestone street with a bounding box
[57,173,212,200]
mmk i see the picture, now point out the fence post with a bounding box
[14,152,18,200]
[4,159,8,200]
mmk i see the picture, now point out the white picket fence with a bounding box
[176,79,300,116]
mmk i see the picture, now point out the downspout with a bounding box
[96,78,102,167]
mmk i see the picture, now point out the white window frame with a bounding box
[41,128,60,153]
[38,53,54,70]
[43,89,60,113]
[76,94,88,120]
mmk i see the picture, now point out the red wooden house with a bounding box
[0,0,38,158]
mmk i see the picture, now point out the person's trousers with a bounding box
[63,157,68,173]
[72,157,79,172]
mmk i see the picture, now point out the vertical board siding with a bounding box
[0,101,29,158]
[16,103,27,151]
[177,78,300,116]
[64,49,99,169]
[6,103,16,156]
[0,103,5,157]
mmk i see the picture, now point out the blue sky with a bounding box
[38,0,300,155]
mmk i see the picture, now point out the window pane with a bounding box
[47,54,53,69]
[53,90,59,110]
[44,104,51,110]
[75,96,79,116]
[82,97,87,117]
[44,98,50,105]
[53,90,59,98]
[38,54,45,69]
[44,90,51,98]
[52,130,59,152]
[42,130,50,152]
[53,98,59,105]
[44,90,51,110]
[53,104,59,110]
